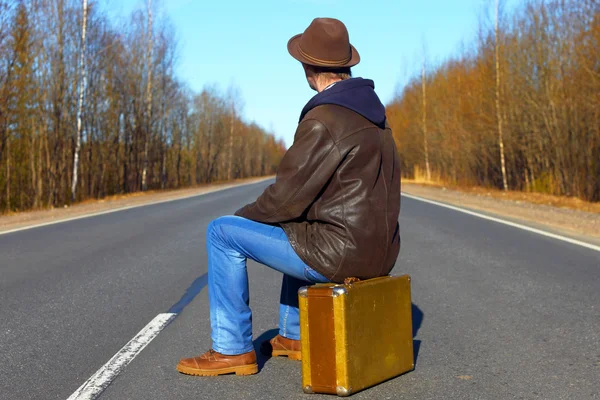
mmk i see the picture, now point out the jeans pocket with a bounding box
[304,266,329,283]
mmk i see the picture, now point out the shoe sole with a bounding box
[176,363,258,376]
[272,350,302,361]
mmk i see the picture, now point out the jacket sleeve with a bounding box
[234,118,340,223]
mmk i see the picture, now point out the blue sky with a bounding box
[112,0,509,147]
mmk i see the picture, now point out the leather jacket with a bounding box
[235,102,401,283]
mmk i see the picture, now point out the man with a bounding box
[176,17,401,377]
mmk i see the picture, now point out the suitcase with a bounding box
[298,275,414,397]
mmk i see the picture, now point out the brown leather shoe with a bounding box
[176,349,258,376]
[260,335,302,360]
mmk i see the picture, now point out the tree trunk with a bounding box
[37,122,43,207]
[495,0,508,191]
[30,118,37,208]
[422,61,431,181]
[5,134,9,212]
[71,0,88,201]
[141,0,153,191]
[161,107,169,189]
[227,104,234,180]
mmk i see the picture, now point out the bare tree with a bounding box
[226,84,242,181]
[141,0,153,191]
[387,0,599,202]
[71,0,88,201]
[0,0,285,214]
[421,51,431,182]
[495,0,508,190]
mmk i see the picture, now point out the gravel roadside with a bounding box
[2,177,597,248]
[402,182,600,246]
[0,176,273,234]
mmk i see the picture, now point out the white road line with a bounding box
[67,313,177,400]
[402,193,600,253]
[0,178,272,236]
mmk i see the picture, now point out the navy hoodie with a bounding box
[298,78,387,129]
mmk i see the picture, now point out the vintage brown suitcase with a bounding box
[298,275,414,397]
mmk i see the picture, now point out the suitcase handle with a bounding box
[343,277,361,286]
[342,275,395,287]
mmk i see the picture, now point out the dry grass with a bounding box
[402,178,600,214]
[1,176,275,217]
[76,177,253,205]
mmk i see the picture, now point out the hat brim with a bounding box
[287,33,360,68]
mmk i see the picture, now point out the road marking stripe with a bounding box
[0,178,272,236]
[402,193,600,253]
[67,313,177,400]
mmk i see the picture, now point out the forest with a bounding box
[0,0,286,214]
[387,0,600,202]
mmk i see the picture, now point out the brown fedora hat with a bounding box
[288,18,360,68]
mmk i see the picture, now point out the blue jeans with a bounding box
[206,216,330,355]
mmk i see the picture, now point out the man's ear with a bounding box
[302,63,310,76]
[303,64,317,91]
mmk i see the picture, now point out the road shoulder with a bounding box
[0,176,273,234]
[402,182,600,247]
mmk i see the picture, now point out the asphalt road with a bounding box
[1,179,598,400]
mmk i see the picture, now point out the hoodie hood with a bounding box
[299,78,387,128]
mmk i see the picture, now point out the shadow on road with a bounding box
[170,274,424,371]
[253,304,424,372]
[167,273,208,314]
[253,328,279,371]
[412,303,424,367]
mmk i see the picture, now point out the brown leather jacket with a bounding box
[235,104,401,282]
